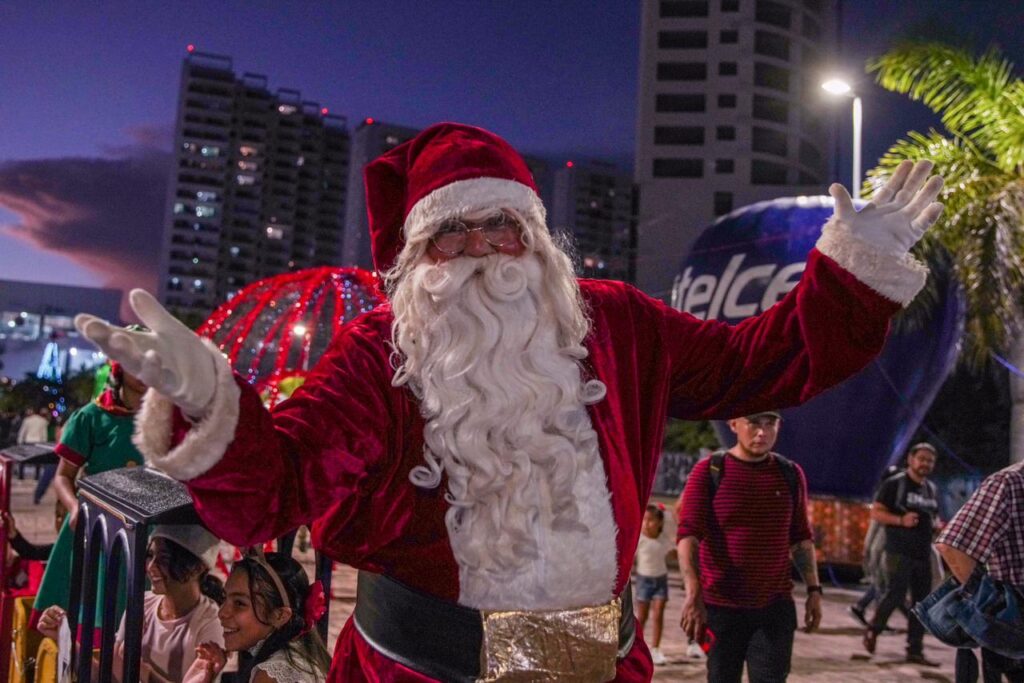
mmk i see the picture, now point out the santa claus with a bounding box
[76,123,944,681]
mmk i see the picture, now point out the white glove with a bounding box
[74,289,219,417]
[829,159,944,255]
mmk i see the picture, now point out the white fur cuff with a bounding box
[815,219,928,307]
[133,338,241,481]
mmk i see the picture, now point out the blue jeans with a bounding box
[34,464,57,504]
[634,574,668,602]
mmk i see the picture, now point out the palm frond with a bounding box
[867,42,1024,174]
[867,131,1024,364]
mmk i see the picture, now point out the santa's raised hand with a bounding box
[829,159,944,255]
[75,289,219,417]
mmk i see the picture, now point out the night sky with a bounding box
[1,0,1021,296]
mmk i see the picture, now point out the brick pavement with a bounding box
[11,471,957,681]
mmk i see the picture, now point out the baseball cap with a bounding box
[909,442,938,456]
[745,411,781,420]
[150,524,221,571]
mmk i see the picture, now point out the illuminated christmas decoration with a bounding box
[36,341,64,383]
[198,266,383,406]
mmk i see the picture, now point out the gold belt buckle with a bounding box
[477,596,621,682]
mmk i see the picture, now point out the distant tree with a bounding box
[663,418,719,453]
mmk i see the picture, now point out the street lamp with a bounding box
[821,78,863,199]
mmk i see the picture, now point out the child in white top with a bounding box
[634,503,676,665]
[38,524,224,683]
[184,551,331,683]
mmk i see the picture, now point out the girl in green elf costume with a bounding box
[30,358,148,632]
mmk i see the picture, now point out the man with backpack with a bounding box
[863,442,942,666]
[677,411,822,682]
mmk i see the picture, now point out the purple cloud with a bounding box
[0,128,172,305]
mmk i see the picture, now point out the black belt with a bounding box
[353,571,635,682]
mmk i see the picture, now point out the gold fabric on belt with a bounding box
[477,596,621,682]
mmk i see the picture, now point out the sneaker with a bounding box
[650,648,668,665]
[686,641,706,659]
[862,629,877,655]
[848,605,868,627]
[906,653,940,667]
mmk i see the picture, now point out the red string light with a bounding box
[197,267,383,406]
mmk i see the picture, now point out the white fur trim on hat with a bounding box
[402,176,546,243]
[815,218,928,307]
[133,338,240,481]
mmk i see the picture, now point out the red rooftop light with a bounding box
[186,44,196,53]
[321,107,329,115]
[566,160,574,168]
[364,117,375,125]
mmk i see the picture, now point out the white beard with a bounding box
[390,253,618,608]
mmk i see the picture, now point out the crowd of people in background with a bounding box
[634,424,1024,682]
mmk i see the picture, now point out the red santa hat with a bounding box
[364,122,545,272]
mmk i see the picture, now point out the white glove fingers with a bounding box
[873,160,914,205]
[829,183,857,221]
[892,161,935,207]
[107,330,148,366]
[74,314,113,347]
[911,202,945,233]
[129,289,185,335]
[140,349,181,396]
[903,175,945,217]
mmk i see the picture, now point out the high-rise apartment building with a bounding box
[342,120,422,270]
[159,51,350,317]
[635,0,837,297]
[551,161,638,283]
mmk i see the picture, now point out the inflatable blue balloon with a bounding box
[673,197,964,499]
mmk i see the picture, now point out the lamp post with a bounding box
[821,78,863,199]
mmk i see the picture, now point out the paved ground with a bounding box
[11,469,957,681]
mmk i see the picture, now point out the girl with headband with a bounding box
[184,551,330,683]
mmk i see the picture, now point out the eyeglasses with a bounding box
[429,211,522,256]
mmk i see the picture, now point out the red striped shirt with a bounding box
[677,453,812,608]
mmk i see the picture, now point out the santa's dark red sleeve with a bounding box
[134,314,398,547]
[643,223,925,420]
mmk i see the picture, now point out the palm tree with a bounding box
[867,42,1024,464]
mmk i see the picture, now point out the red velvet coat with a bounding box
[170,249,899,682]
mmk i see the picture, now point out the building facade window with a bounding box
[752,94,789,123]
[718,62,738,76]
[721,0,740,12]
[714,192,734,216]
[659,0,709,17]
[751,159,789,184]
[657,62,708,80]
[716,125,736,141]
[655,126,706,145]
[754,31,790,60]
[755,0,791,28]
[719,29,739,44]
[714,158,735,174]
[717,93,737,108]
[803,15,822,40]
[754,62,790,92]
[656,93,707,112]
[799,139,824,169]
[653,158,704,178]
[752,127,788,156]
[658,30,709,49]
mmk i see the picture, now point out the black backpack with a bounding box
[707,450,801,510]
